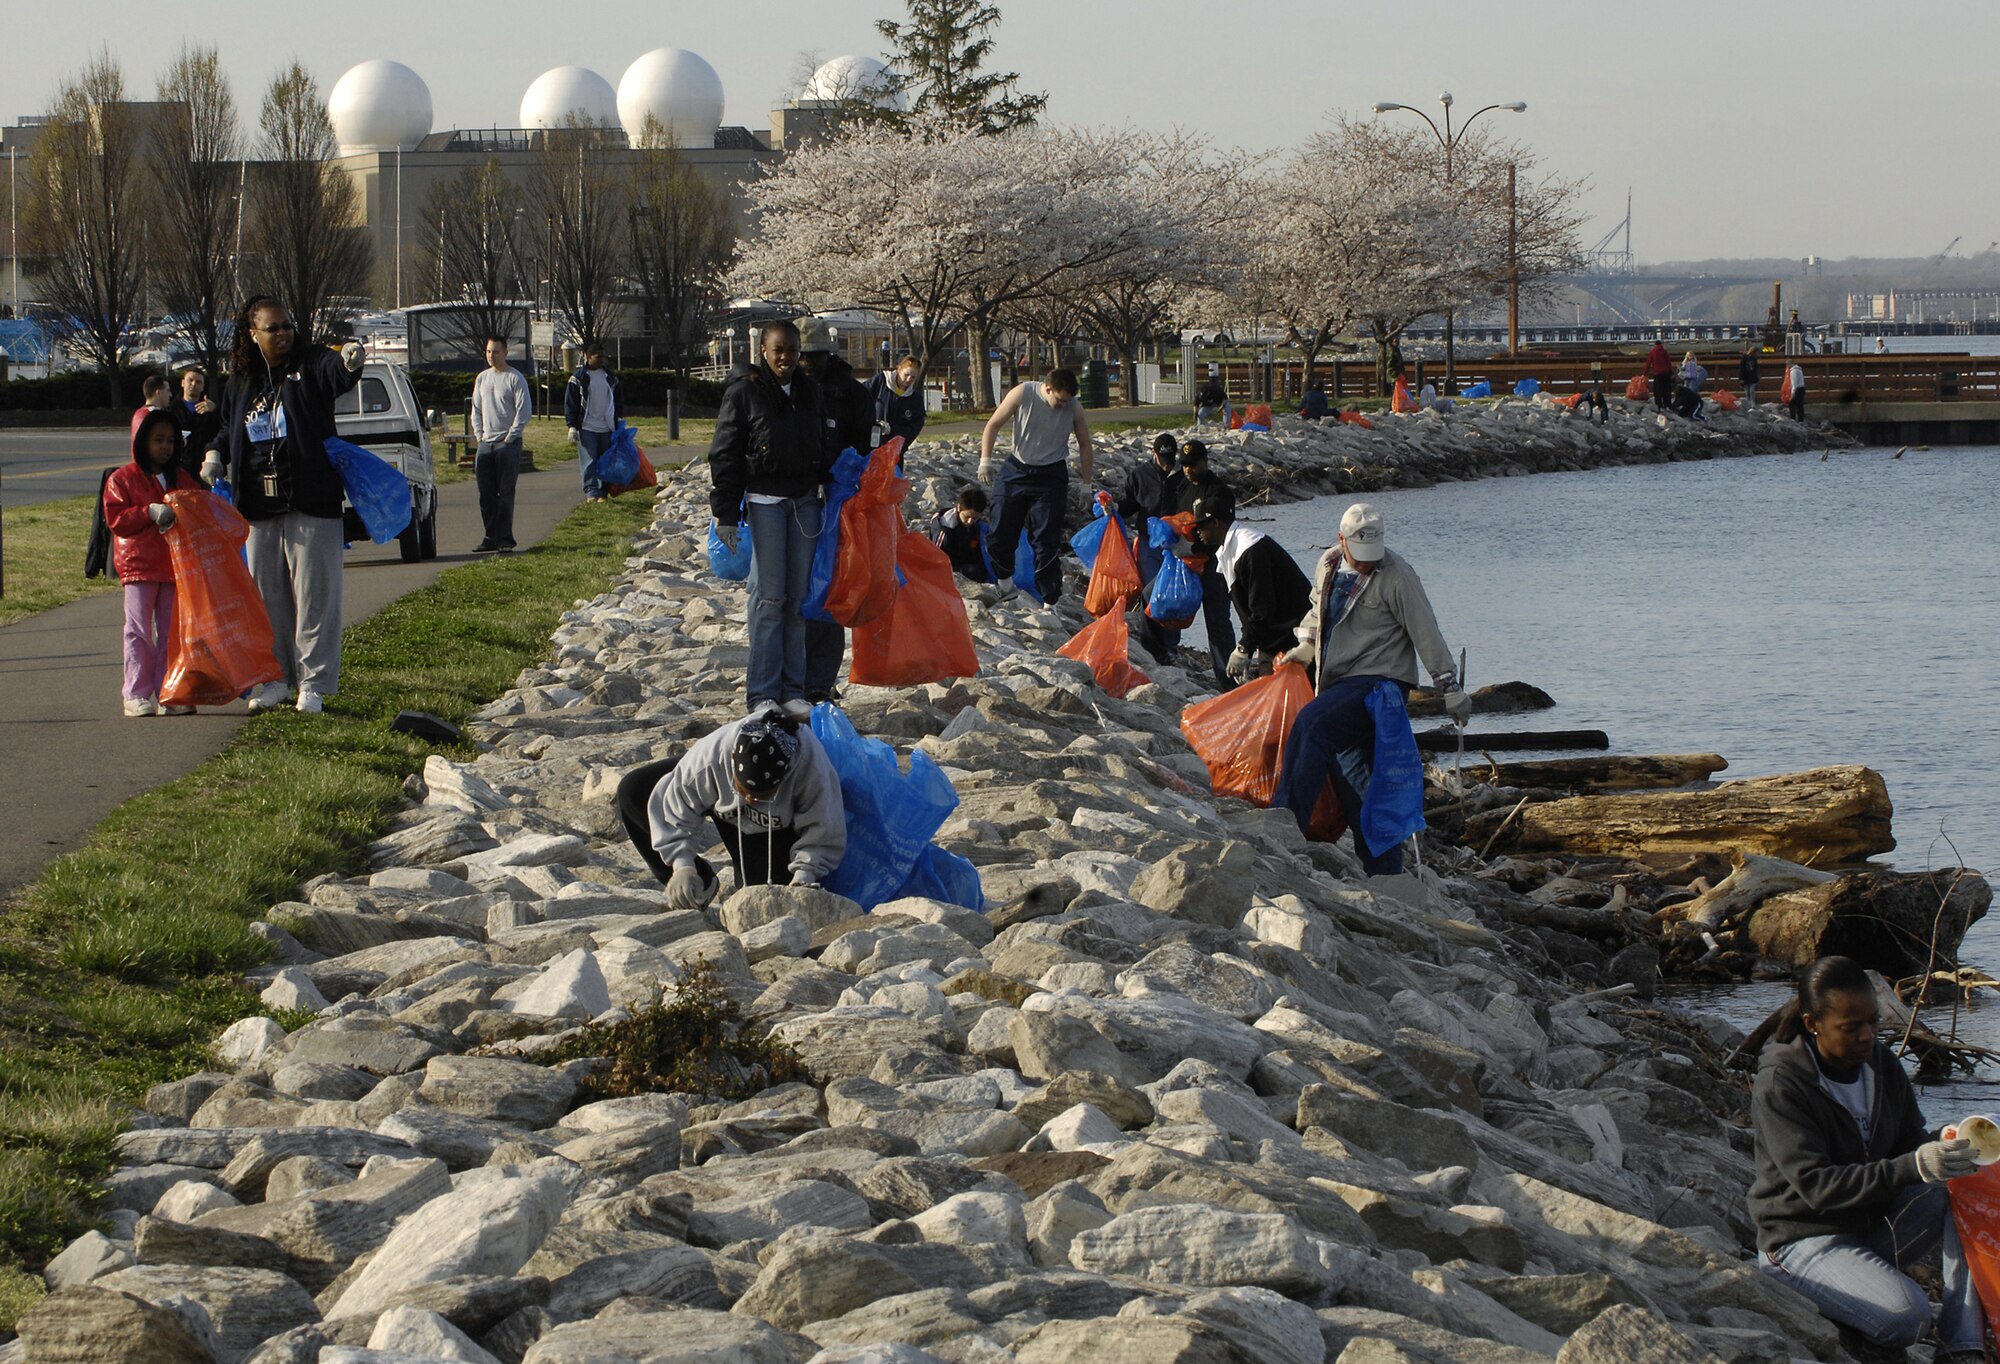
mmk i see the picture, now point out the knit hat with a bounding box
[733,717,800,796]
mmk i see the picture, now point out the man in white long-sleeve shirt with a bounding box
[471,336,532,552]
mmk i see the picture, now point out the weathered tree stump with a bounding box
[1746,870,1993,979]
[1408,680,1556,719]
[1471,765,1894,866]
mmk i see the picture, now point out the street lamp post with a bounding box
[1372,92,1527,391]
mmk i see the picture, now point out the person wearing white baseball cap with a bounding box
[1273,501,1467,875]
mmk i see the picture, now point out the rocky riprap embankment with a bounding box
[19,424,1846,1363]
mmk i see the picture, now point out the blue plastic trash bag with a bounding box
[1069,497,1114,562]
[211,477,236,505]
[804,448,866,621]
[1511,379,1540,398]
[324,437,411,543]
[895,843,984,910]
[1241,422,1270,432]
[595,421,640,487]
[1146,552,1202,624]
[707,520,752,580]
[1360,680,1426,852]
[1462,381,1492,399]
[810,704,961,910]
[974,525,1043,601]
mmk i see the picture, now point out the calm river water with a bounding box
[1205,444,2000,1105]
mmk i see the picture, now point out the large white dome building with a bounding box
[616,47,725,148]
[800,54,905,110]
[519,66,619,130]
[328,60,433,153]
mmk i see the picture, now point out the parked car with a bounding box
[334,361,437,563]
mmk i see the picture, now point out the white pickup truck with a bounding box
[334,361,438,562]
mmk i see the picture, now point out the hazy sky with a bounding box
[5,0,1988,264]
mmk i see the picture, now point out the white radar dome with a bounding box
[616,47,725,148]
[801,54,906,110]
[328,60,433,153]
[520,66,618,130]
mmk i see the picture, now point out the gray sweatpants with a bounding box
[246,511,345,696]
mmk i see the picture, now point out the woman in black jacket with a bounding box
[1749,955,1987,1362]
[201,295,363,713]
[707,319,827,717]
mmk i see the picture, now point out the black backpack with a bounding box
[84,466,120,580]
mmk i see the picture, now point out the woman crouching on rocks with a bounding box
[1749,955,1988,1363]
[614,708,846,911]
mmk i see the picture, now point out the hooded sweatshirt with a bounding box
[867,368,926,446]
[103,411,194,583]
[1748,1034,1930,1253]
[645,714,847,883]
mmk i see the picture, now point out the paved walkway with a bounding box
[0,463,589,902]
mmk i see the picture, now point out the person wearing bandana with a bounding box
[614,708,846,910]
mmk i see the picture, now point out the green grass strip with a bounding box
[0,495,120,628]
[0,491,655,1329]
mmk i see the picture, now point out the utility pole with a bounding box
[1506,162,1519,356]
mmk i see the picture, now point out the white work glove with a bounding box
[1283,643,1314,670]
[714,521,739,552]
[1167,538,1196,559]
[1916,1136,1979,1184]
[340,341,365,372]
[1443,689,1472,726]
[200,452,225,486]
[978,459,997,485]
[1225,647,1249,682]
[566,426,579,445]
[146,503,176,530]
[789,869,816,888]
[664,865,711,911]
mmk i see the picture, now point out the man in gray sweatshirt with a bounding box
[471,336,532,552]
[613,709,847,909]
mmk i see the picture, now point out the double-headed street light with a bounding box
[1372,93,1527,389]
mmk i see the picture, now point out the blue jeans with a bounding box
[804,618,845,698]
[1765,1182,1985,1352]
[577,427,613,497]
[987,458,1068,604]
[1273,674,1405,874]
[743,496,822,705]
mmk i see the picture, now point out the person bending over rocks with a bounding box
[1275,502,1466,875]
[1187,493,1311,684]
[1750,955,1988,1364]
[615,709,846,911]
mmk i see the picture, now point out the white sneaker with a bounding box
[780,698,813,722]
[992,580,1019,602]
[295,690,324,715]
[122,696,160,718]
[246,681,290,714]
[161,704,195,717]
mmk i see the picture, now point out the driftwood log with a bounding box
[1414,728,1611,754]
[1746,869,1993,979]
[1654,854,1839,931]
[1463,753,1729,794]
[1470,765,1894,866]
[1408,680,1556,719]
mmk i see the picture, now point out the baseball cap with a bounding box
[1190,489,1236,525]
[1339,503,1385,562]
[1176,439,1209,466]
[797,317,836,354]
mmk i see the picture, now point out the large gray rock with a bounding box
[14,1285,220,1363]
[522,1308,795,1363]
[44,1229,135,1288]
[96,1264,320,1362]
[329,1168,569,1318]
[1296,1086,1479,1173]
[719,884,862,936]
[768,1007,964,1082]
[1067,1204,1324,1296]
[1556,1304,1728,1363]
[281,1022,441,1077]
[418,1055,580,1127]
[198,1158,452,1283]
[365,1305,502,1363]
[1128,840,1256,928]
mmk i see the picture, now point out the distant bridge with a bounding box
[1552,272,1775,325]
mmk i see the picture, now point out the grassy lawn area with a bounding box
[0,496,118,628]
[0,490,655,1330]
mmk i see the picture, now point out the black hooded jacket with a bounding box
[815,354,874,460]
[707,363,827,522]
[1748,1035,1931,1254]
[210,343,361,520]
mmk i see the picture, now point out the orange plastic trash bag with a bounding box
[1391,377,1417,414]
[1554,393,1584,410]
[850,532,980,686]
[159,490,284,708]
[1083,506,1143,618]
[825,440,911,627]
[1179,660,1314,806]
[1624,374,1649,400]
[1950,1162,2000,1323]
[1058,609,1150,699]
[1712,388,1738,411]
[1780,370,1794,404]
[1244,402,1273,427]
[606,447,657,497]
[1338,411,1375,430]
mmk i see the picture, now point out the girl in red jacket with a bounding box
[103,410,196,716]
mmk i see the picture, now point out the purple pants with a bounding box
[123,580,176,700]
